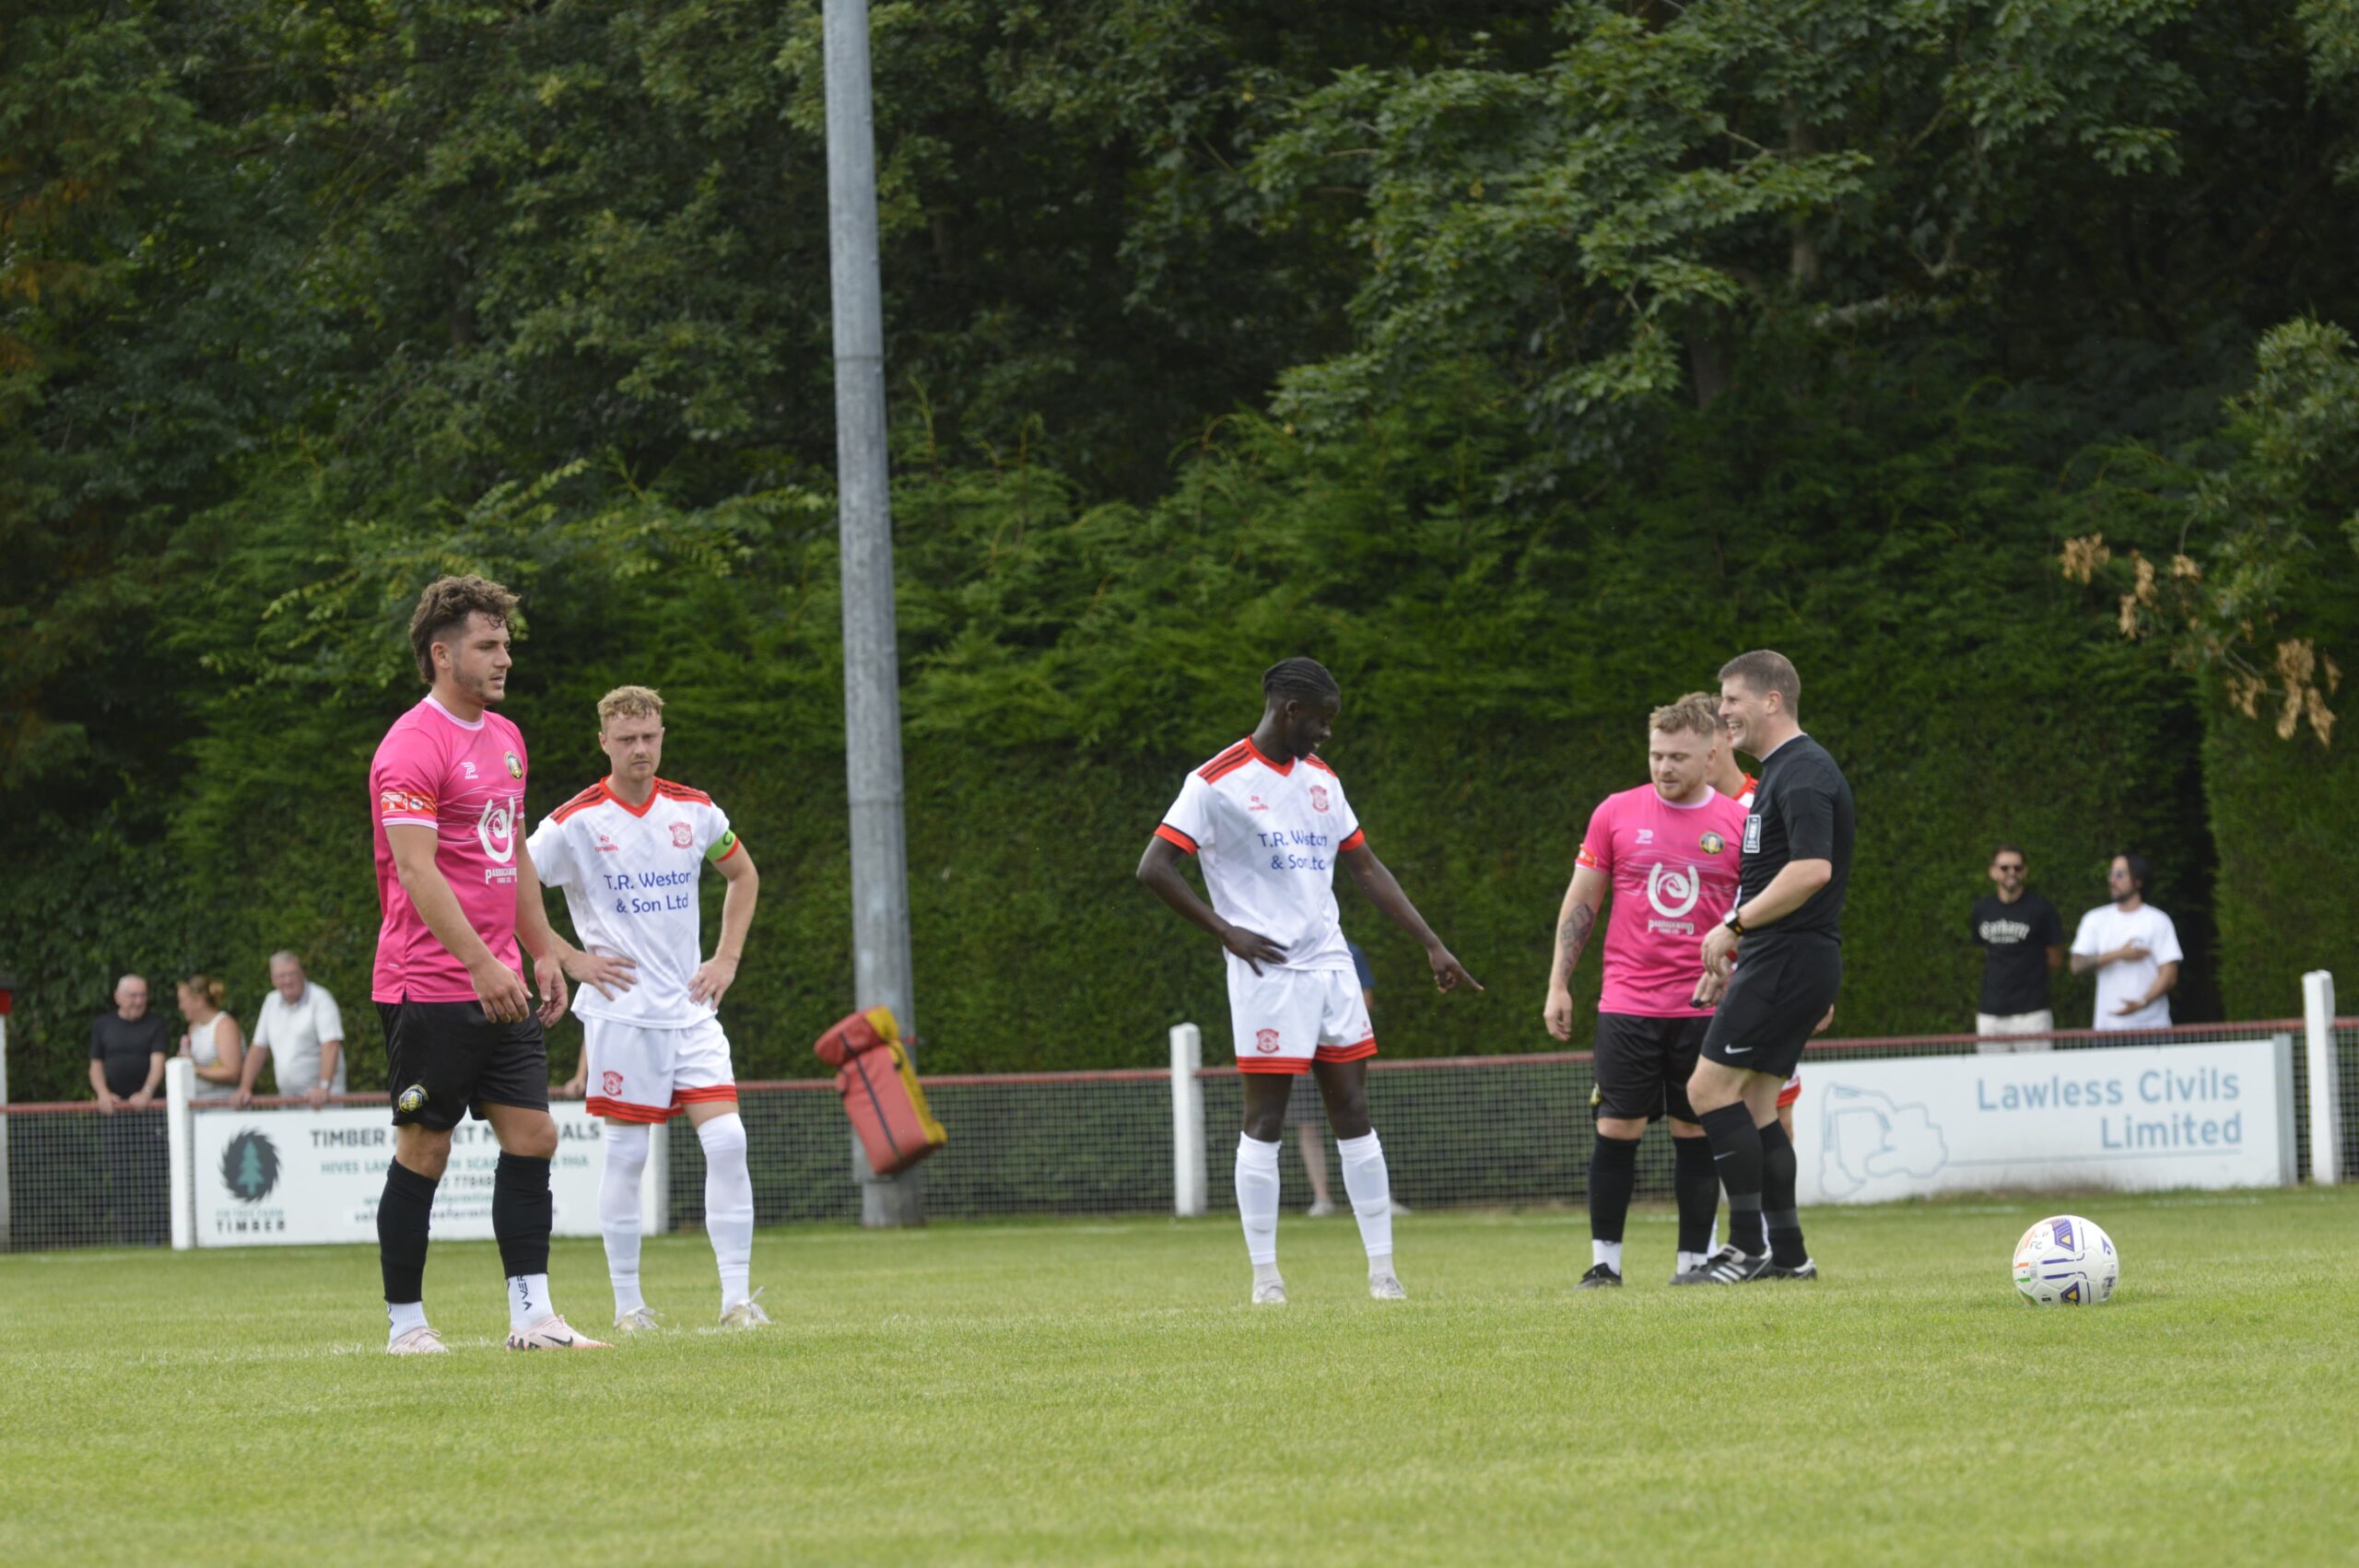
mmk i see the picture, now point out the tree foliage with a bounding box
[2,0,2353,1094]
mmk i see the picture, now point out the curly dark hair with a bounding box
[408,574,518,685]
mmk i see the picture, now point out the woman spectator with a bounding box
[177,974,245,1103]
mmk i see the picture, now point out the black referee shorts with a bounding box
[1699,937,1841,1082]
[1590,1012,1711,1124]
[378,999,551,1131]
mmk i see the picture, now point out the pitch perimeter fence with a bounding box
[4,990,2353,1252]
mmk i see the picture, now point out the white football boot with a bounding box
[505,1314,612,1351]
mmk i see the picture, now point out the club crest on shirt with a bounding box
[1309,784,1331,813]
[670,821,694,848]
[1701,832,1725,854]
[1254,1027,1281,1054]
[504,749,523,780]
[602,1071,624,1096]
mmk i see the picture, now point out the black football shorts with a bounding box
[1590,1012,1711,1123]
[378,998,550,1130]
[1699,937,1841,1082]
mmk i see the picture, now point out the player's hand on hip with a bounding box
[1543,986,1575,1041]
[564,947,638,1000]
[533,954,570,1027]
[687,954,738,1007]
[1219,923,1286,976]
[472,958,532,1023]
[1700,922,1740,979]
[1429,946,1483,993]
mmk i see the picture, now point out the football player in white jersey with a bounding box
[1138,658,1482,1305]
[531,685,766,1329]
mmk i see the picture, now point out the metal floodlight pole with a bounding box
[824,0,922,1227]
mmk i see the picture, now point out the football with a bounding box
[2013,1214,2119,1305]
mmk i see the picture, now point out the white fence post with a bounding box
[1170,1023,1205,1218]
[643,1121,671,1236]
[2304,971,2341,1186]
[165,1058,195,1251]
[0,990,11,1251]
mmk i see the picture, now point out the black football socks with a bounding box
[1756,1118,1810,1268]
[1672,1133,1720,1258]
[378,1158,438,1305]
[1698,1102,1765,1258]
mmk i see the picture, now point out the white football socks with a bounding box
[507,1271,553,1333]
[1593,1239,1625,1273]
[600,1121,651,1316]
[698,1112,756,1311]
[1235,1132,1282,1268]
[1336,1130,1394,1276]
[386,1300,428,1345]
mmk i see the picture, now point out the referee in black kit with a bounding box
[1680,649,1854,1284]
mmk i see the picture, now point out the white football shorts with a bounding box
[582,1015,737,1123]
[1226,964,1374,1076]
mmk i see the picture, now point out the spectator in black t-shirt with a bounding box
[88,974,172,1246]
[89,975,170,1110]
[1971,844,2065,1051]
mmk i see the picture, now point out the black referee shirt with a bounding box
[1737,733,1854,943]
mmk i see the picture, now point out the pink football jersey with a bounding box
[1577,783,1748,1016]
[370,696,530,1002]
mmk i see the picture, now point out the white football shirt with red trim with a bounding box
[526,778,739,1029]
[1156,738,1363,975]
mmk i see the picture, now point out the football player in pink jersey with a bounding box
[1138,658,1481,1305]
[1543,700,1748,1286]
[368,575,630,1354]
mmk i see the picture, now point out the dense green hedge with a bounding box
[1,361,2257,1097]
[2205,699,2359,1021]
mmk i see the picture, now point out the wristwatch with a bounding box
[1723,908,1746,935]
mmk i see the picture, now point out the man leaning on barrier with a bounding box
[88,974,172,1245]
[89,975,168,1112]
[236,952,349,1108]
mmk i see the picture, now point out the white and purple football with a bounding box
[2013,1214,2118,1305]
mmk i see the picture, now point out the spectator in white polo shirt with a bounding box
[234,951,348,1107]
[2069,854,2184,1031]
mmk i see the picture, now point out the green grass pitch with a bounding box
[6,1188,2354,1564]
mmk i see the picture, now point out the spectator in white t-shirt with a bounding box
[234,952,347,1107]
[2069,854,2183,1031]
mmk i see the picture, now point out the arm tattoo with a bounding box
[1557,902,1596,977]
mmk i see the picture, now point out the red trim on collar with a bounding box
[601,778,660,819]
[1244,737,1296,778]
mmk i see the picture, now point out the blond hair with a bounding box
[181,973,227,1010]
[1649,694,1722,740]
[597,685,665,730]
